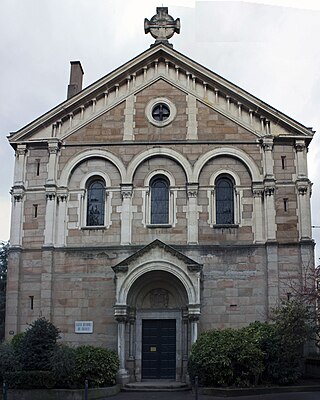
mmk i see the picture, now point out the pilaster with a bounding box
[55,188,68,246]
[186,183,200,244]
[252,185,264,243]
[123,95,135,141]
[120,184,133,245]
[114,305,130,385]
[186,94,198,140]
[266,242,279,317]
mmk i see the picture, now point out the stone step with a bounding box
[123,381,190,392]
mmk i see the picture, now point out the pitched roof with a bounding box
[8,43,314,145]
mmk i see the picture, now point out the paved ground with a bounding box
[109,390,320,400]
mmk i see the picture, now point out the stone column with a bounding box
[5,249,21,339]
[120,184,133,245]
[189,315,199,345]
[44,190,56,246]
[10,144,27,247]
[297,181,312,240]
[295,140,308,178]
[266,242,279,317]
[44,140,60,246]
[295,140,312,240]
[264,185,276,241]
[186,183,199,245]
[40,249,53,319]
[55,189,68,246]
[14,144,27,186]
[252,186,264,243]
[261,136,274,179]
[114,305,130,384]
[188,305,201,345]
[47,139,60,184]
[10,187,25,247]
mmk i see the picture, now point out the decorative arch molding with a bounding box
[79,171,111,189]
[59,149,126,186]
[209,168,241,186]
[126,148,192,183]
[193,147,262,182]
[144,169,176,186]
[116,260,198,306]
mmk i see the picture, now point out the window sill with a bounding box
[81,226,106,230]
[212,224,239,229]
[146,224,172,229]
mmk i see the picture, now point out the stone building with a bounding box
[6,8,314,383]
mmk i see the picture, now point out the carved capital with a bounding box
[15,144,27,157]
[11,185,25,202]
[252,188,264,198]
[114,305,128,322]
[187,183,198,198]
[295,140,306,152]
[57,189,68,203]
[120,184,133,199]
[260,137,273,151]
[45,185,57,201]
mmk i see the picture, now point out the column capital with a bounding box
[120,184,133,199]
[45,185,57,201]
[10,185,25,202]
[260,136,274,151]
[114,304,129,321]
[15,144,27,157]
[296,179,311,196]
[295,139,306,152]
[57,187,68,203]
[186,182,198,198]
[47,139,61,154]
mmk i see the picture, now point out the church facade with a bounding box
[6,8,314,383]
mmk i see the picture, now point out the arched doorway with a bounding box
[127,270,188,381]
[112,240,202,383]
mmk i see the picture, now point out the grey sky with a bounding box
[0,0,319,264]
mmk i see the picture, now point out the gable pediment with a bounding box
[8,44,314,146]
[112,239,202,273]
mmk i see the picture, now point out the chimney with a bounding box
[67,61,84,99]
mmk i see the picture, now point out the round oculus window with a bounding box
[145,97,177,127]
[152,103,170,121]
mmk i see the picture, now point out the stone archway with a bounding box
[112,240,202,383]
[127,270,189,382]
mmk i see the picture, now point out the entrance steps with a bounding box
[123,381,190,392]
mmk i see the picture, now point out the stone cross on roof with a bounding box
[144,7,180,47]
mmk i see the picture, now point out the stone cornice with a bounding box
[8,44,314,145]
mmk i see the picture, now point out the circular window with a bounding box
[145,97,177,127]
[152,103,170,121]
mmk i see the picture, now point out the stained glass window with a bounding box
[150,176,169,224]
[86,179,105,226]
[216,176,234,225]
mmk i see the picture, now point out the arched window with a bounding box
[150,176,169,224]
[86,178,105,226]
[215,176,234,224]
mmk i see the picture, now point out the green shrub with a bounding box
[188,300,312,388]
[10,332,26,349]
[19,317,60,371]
[3,370,56,389]
[51,344,77,388]
[0,342,22,382]
[266,300,311,384]
[73,345,119,387]
[188,327,265,387]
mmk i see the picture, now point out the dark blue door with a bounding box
[142,319,176,379]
